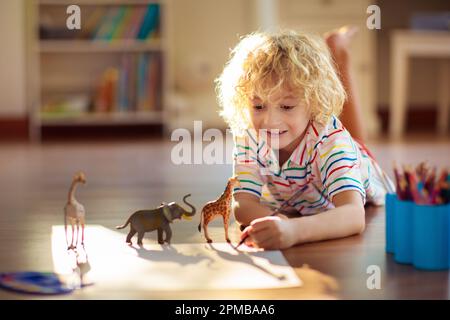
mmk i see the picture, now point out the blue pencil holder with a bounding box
[413,204,449,270]
[385,193,397,254]
[393,199,414,264]
[385,193,450,270]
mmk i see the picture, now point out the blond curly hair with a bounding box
[215,29,346,136]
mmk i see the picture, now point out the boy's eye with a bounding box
[253,105,264,110]
[281,105,295,110]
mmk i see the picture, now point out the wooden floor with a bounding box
[0,136,449,299]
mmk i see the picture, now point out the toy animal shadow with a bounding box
[116,194,196,246]
[131,245,214,266]
[206,243,287,281]
[131,244,286,281]
[67,245,93,287]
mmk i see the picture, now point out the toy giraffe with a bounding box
[64,171,86,250]
[198,176,240,243]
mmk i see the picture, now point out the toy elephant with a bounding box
[116,194,196,245]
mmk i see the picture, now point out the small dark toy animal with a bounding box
[116,194,196,245]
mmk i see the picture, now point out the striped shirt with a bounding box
[232,116,389,215]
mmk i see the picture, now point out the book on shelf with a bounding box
[92,7,119,40]
[137,4,160,41]
[106,6,128,41]
[112,6,133,40]
[94,67,119,113]
[117,55,129,111]
[80,7,107,40]
[124,6,147,39]
[137,53,149,111]
[147,55,160,111]
[41,94,91,117]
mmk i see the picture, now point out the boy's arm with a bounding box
[288,190,365,245]
[237,190,365,249]
[233,193,274,226]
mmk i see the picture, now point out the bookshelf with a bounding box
[29,0,173,140]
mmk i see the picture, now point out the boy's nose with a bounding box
[262,107,282,129]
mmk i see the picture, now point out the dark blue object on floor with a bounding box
[0,271,75,295]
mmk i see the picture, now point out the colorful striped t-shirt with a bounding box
[232,116,389,215]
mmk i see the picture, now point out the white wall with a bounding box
[171,0,255,129]
[0,0,26,117]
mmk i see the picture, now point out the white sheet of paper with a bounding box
[52,225,302,291]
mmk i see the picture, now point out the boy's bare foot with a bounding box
[324,26,367,142]
[324,25,358,64]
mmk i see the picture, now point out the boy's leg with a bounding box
[325,26,367,143]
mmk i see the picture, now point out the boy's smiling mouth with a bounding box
[266,130,288,136]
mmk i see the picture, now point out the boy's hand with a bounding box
[241,215,295,250]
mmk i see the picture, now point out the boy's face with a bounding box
[248,87,311,154]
